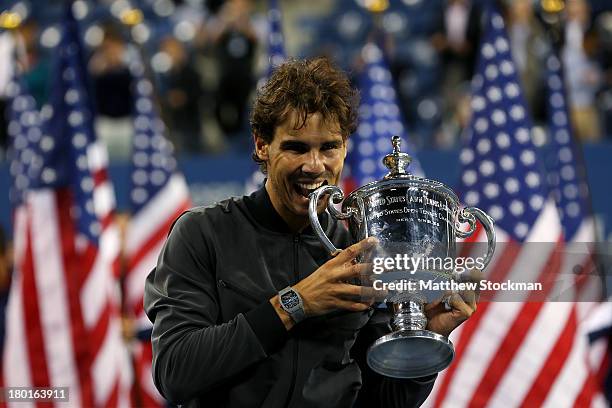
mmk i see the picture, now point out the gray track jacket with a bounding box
[144,187,436,407]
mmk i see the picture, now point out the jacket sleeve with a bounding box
[351,309,437,408]
[143,211,288,404]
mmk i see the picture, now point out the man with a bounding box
[144,57,476,407]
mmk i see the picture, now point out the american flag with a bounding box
[3,7,131,407]
[124,57,191,407]
[343,41,422,193]
[247,0,287,193]
[545,51,610,402]
[427,5,607,407]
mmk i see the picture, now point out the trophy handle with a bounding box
[308,185,356,256]
[455,207,496,268]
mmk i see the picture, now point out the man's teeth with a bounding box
[296,181,325,190]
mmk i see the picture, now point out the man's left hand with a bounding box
[424,269,482,337]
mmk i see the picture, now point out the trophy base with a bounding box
[366,330,454,378]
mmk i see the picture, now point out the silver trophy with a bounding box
[308,136,496,379]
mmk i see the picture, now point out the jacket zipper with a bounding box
[284,234,300,407]
[217,279,260,303]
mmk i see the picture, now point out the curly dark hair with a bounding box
[250,57,359,173]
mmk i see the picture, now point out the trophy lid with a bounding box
[383,136,412,179]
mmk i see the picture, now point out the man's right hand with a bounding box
[270,237,378,330]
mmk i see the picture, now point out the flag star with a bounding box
[481,43,495,59]
[495,132,510,148]
[40,104,54,120]
[68,111,84,126]
[132,188,148,203]
[374,119,388,134]
[77,154,88,170]
[134,133,149,149]
[560,165,575,181]
[65,89,80,104]
[565,202,580,218]
[555,129,570,144]
[548,75,562,91]
[485,64,499,80]
[479,160,495,176]
[359,105,372,119]
[27,127,42,142]
[504,83,519,99]
[132,169,148,185]
[515,128,530,143]
[510,105,525,120]
[550,92,564,108]
[476,138,491,154]
[563,184,578,199]
[133,152,149,167]
[151,170,167,185]
[499,60,514,76]
[520,150,535,166]
[471,96,486,112]
[525,172,541,188]
[504,177,520,194]
[135,116,149,131]
[500,155,515,171]
[484,182,500,198]
[465,191,479,205]
[488,205,504,220]
[73,132,87,148]
[460,148,474,164]
[553,111,567,126]
[462,170,477,186]
[89,222,101,236]
[81,177,94,192]
[8,121,21,136]
[510,200,525,216]
[40,136,55,152]
[63,67,76,81]
[492,109,507,126]
[376,137,388,152]
[358,141,374,156]
[486,86,502,102]
[42,168,57,183]
[85,199,94,214]
[558,147,572,163]
[495,37,509,53]
[514,222,528,238]
[529,195,544,210]
[474,118,489,133]
[360,159,376,175]
[137,97,152,113]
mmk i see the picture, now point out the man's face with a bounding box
[255,111,347,229]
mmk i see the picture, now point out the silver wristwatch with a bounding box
[278,286,306,323]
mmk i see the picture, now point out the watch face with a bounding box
[281,291,300,309]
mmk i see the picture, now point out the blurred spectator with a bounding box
[89,23,134,160]
[431,0,482,147]
[505,0,548,121]
[158,36,204,153]
[208,0,258,148]
[562,0,603,141]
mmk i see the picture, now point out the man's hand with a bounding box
[271,237,378,330]
[424,269,482,337]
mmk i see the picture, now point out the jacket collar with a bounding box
[244,184,328,235]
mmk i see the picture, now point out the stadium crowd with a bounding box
[0,0,610,161]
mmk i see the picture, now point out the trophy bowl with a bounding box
[309,136,496,379]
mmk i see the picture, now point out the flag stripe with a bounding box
[520,306,577,406]
[55,189,93,408]
[432,241,522,407]
[467,237,563,406]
